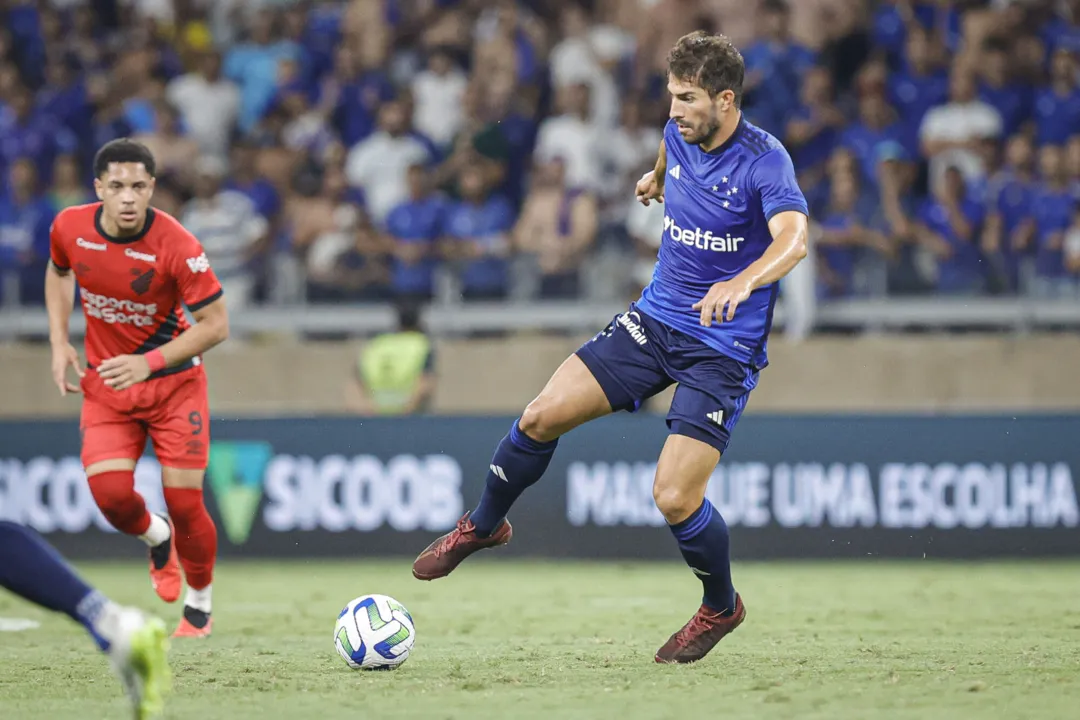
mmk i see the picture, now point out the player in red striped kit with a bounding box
[45,139,229,638]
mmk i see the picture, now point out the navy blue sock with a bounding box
[668,500,736,615]
[470,419,559,536]
[0,521,111,649]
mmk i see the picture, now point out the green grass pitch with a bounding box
[1,559,1079,719]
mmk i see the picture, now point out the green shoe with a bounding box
[110,611,172,719]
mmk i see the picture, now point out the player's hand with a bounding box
[98,354,152,391]
[692,277,755,327]
[635,171,664,206]
[51,342,85,396]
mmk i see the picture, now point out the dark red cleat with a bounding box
[412,513,513,580]
[654,594,746,664]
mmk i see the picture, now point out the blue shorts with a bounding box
[575,303,759,453]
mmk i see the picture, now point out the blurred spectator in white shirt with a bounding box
[166,50,241,157]
[345,99,432,226]
[548,3,628,131]
[921,67,1003,195]
[534,83,603,193]
[605,99,663,220]
[180,156,269,310]
[410,47,468,151]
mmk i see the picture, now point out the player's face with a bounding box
[667,78,732,147]
[95,162,155,233]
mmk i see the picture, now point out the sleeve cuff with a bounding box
[186,287,223,312]
[765,204,809,223]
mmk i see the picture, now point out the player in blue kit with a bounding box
[0,521,170,717]
[412,31,810,664]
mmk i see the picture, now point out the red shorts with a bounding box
[80,365,210,470]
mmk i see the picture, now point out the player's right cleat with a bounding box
[171,606,212,638]
[412,512,513,580]
[107,607,171,720]
[147,515,181,604]
[654,594,746,664]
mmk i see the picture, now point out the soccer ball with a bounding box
[334,594,416,670]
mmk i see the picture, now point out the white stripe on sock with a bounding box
[185,585,212,614]
[139,514,171,547]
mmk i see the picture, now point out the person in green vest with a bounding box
[348,302,436,415]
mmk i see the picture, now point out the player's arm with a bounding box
[741,210,810,289]
[158,297,229,369]
[44,218,85,395]
[98,234,230,390]
[652,137,667,179]
[693,150,809,326]
[635,138,667,206]
[694,210,808,327]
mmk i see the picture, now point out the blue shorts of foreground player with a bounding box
[575,303,759,453]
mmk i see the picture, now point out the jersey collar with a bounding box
[704,113,746,156]
[94,206,157,245]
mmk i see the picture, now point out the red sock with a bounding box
[87,471,151,536]
[163,487,218,591]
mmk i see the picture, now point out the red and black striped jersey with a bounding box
[49,203,223,376]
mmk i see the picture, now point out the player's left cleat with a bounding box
[171,606,212,638]
[654,593,745,664]
[107,607,171,719]
[147,515,181,604]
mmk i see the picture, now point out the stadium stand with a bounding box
[0,0,1078,339]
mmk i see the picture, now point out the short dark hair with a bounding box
[667,31,745,104]
[93,139,156,178]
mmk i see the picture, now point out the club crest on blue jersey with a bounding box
[636,115,809,369]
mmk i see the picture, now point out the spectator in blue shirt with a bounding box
[1029,145,1077,296]
[443,164,514,300]
[385,164,446,301]
[742,0,817,136]
[0,158,53,306]
[982,135,1038,294]
[786,66,846,184]
[916,165,987,295]
[815,165,893,299]
[1035,49,1080,147]
[224,9,304,133]
[0,85,73,187]
[841,90,902,189]
[978,37,1032,138]
[225,141,281,223]
[35,57,91,152]
[888,25,949,159]
[871,0,915,65]
[329,45,395,147]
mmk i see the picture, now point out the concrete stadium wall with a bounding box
[2,334,1079,417]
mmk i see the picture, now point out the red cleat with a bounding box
[412,513,512,580]
[172,608,212,639]
[148,516,181,604]
[654,594,746,664]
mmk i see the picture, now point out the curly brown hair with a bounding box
[666,31,745,105]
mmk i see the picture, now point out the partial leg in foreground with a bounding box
[652,433,745,664]
[0,520,170,718]
[412,354,612,580]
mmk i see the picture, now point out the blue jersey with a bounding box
[636,116,808,369]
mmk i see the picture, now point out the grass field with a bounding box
[1,559,1078,720]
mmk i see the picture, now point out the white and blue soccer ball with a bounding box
[334,594,416,670]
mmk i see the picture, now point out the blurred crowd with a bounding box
[0,0,1079,310]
